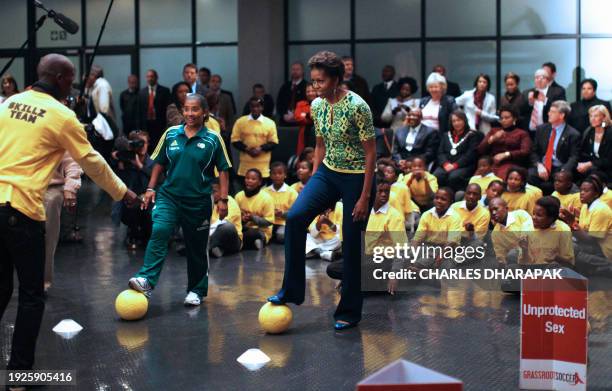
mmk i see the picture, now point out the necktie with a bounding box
[543,127,556,173]
[147,88,155,120]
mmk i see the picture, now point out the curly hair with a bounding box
[307,51,344,81]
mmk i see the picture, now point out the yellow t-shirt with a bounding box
[235,189,276,243]
[264,183,298,225]
[468,173,502,192]
[412,207,462,246]
[211,195,243,242]
[526,184,543,199]
[524,220,574,265]
[308,201,343,241]
[205,116,221,132]
[502,190,537,215]
[291,181,305,194]
[230,115,278,177]
[450,201,491,240]
[365,204,407,254]
[0,90,125,221]
[403,172,438,207]
[578,199,612,259]
[390,182,419,218]
[551,191,582,212]
[491,210,534,263]
[601,188,612,210]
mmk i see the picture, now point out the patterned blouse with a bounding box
[311,91,374,173]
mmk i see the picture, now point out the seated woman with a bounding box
[568,79,612,134]
[560,175,612,276]
[455,73,497,135]
[381,79,419,132]
[306,201,343,261]
[209,180,242,258]
[419,72,457,132]
[519,196,574,267]
[576,105,612,178]
[433,110,483,191]
[502,166,540,215]
[477,105,531,180]
[235,168,275,250]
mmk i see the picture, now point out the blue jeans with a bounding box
[276,164,372,323]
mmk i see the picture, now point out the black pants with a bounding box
[527,166,560,195]
[121,205,152,243]
[243,227,266,249]
[209,223,242,255]
[0,206,46,370]
[433,166,474,192]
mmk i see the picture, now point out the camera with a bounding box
[114,136,145,163]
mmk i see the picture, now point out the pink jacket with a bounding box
[48,152,83,193]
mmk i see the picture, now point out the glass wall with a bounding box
[288,0,608,104]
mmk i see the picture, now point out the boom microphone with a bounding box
[34,0,80,35]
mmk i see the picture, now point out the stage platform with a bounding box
[2,184,611,391]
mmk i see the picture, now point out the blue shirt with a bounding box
[541,123,565,167]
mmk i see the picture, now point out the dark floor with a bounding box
[2,183,612,391]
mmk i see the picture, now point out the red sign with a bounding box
[520,269,588,391]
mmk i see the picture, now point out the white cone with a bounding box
[52,319,83,339]
[237,348,271,371]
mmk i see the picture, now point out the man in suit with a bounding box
[371,65,400,128]
[182,63,207,95]
[138,69,171,150]
[428,64,461,98]
[198,66,211,95]
[208,74,236,131]
[542,62,567,101]
[528,100,580,195]
[524,68,566,134]
[276,62,307,125]
[392,108,439,165]
[119,74,140,133]
[342,56,371,107]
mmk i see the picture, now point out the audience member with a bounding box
[503,166,539,215]
[119,74,140,133]
[569,79,611,134]
[294,82,317,156]
[306,202,343,261]
[235,168,275,249]
[242,83,274,118]
[477,104,531,179]
[277,62,307,125]
[500,72,528,130]
[419,72,457,132]
[455,73,497,134]
[266,162,299,243]
[392,108,439,165]
[489,197,534,266]
[342,56,371,105]
[231,97,279,179]
[0,74,19,104]
[541,62,567,101]
[469,156,503,195]
[291,160,312,194]
[138,69,171,149]
[183,63,206,95]
[424,65,461,97]
[482,179,505,206]
[434,110,482,191]
[451,183,490,241]
[209,74,236,129]
[403,156,438,211]
[198,67,211,94]
[525,68,565,134]
[381,79,419,132]
[577,105,612,177]
[166,81,191,126]
[209,180,242,258]
[551,171,581,212]
[371,65,400,127]
[528,100,580,194]
[86,64,116,122]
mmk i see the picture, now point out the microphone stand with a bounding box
[0,14,47,79]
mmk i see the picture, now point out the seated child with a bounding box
[469,156,503,191]
[502,166,539,215]
[209,180,243,257]
[481,179,505,207]
[265,162,299,243]
[397,157,412,184]
[519,196,574,267]
[403,156,438,212]
[306,201,343,261]
[489,197,534,265]
[451,183,490,242]
[551,170,581,212]
[291,159,312,194]
[382,163,420,230]
[235,168,275,249]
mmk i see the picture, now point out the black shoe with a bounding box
[267,295,286,305]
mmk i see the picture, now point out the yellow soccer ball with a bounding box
[115,289,148,321]
[258,302,292,334]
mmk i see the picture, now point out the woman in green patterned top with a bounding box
[268,51,376,330]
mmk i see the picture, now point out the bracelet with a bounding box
[146,188,156,193]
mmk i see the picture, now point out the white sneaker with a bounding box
[254,238,263,250]
[320,250,334,261]
[184,291,202,306]
[129,277,152,297]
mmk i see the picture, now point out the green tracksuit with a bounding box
[135,125,231,297]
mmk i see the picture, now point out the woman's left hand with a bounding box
[352,196,369,221]
[63,191,77,213]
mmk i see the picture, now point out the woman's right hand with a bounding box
[142,190,155,210]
